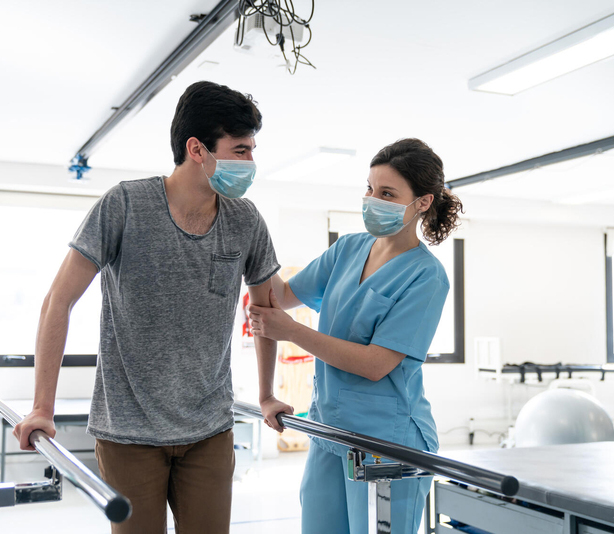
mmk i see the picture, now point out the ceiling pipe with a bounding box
[447,135,614,189]
[69,0,239,180]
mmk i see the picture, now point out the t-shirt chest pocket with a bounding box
[209,252,242,297]
[348,288,395,344]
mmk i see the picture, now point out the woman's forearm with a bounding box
[271,274,303,310]
[286,322,404,381]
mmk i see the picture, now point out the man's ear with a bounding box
[186,137,207,164]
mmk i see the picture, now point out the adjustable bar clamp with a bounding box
[0,465,62,508]
[347,448,431,534]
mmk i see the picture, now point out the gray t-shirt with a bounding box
[69,176,280,445]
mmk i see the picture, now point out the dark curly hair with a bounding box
[370,138,463,245]
[170,81,262,166]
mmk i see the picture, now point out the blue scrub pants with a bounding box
[300,442,432,534]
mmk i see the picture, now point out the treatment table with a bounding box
[429,442,614,534]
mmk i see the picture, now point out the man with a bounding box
[14,81,293,533]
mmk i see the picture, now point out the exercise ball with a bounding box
[515,388,614,448]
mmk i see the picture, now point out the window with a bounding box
[425,238,464,364]
[607,230,614,363]
[0,195,101,355]
[328,211,465,363]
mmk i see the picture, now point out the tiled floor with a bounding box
[0,451,306,534]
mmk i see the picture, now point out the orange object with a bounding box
[241,292,252,337]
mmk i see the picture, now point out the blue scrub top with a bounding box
[289,232,449,456]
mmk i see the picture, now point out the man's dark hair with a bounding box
[170,81,263,166]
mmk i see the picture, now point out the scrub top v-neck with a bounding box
[289,232,449,456]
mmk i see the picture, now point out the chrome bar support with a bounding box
[349,449,429,482]
[15,466,62,505]
[0,482,16,507]
[0,475,63,508]
[369,480,392,534]
[233,400,519,497]
[349,448,430,532]
[0,399,131,522]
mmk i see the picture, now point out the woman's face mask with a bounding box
[362,196,421,237]
[201,143,257,199]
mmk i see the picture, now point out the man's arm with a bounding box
[270,274,303,310]
[248,278,294,432]
[13,248,98,450]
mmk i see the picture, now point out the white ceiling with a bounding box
[1,0,614,215]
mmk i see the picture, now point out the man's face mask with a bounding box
[201,143,257,199]
[362,196,421,237]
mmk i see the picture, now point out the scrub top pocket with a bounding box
[348,288,395,344]
[334,389,398,443]
[209,252,242,297]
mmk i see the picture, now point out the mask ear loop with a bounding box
[395,197,423,235]
[201,142,217,180]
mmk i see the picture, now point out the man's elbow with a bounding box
[41,289,74,317]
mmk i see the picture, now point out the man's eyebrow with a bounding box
[233,143,256,150]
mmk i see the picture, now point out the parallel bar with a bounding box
[480,365,614,373]
[233,401,519,496]
[0,354,97,367]
[0,400,131,522]
[480,363,614,384]
[446,135,614,189]
[72,0,239,162]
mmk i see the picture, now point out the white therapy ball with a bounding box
[515,388,614,448]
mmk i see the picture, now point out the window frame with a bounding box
[606,233,613,363]
[426,238,465,364]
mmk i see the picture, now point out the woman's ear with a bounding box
[418,194,434,213]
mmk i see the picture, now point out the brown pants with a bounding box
[95,430,235,534]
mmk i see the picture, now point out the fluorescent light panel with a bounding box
[470,13,614,95]
[264,147,356,182]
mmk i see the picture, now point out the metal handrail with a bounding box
[233,400,520,496]
[0,399,131,522]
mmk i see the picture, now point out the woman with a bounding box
[249,138,463,534]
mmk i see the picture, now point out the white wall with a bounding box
[2,163,614,453]
[425,219,612,445]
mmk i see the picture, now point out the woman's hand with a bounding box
[249,289,296,341]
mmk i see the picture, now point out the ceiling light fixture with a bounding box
[264,147,356,182]
[469,13,614,95]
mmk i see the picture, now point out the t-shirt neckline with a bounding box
[159,176,220,239]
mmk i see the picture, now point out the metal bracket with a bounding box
[68,153,91,180]
[347,449,431,534]
[0,466,62,507]
[348,448,430,482]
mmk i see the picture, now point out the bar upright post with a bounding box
[369,479,392,534]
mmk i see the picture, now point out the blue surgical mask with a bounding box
[362,196,421,237]
[201,143,256,199]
